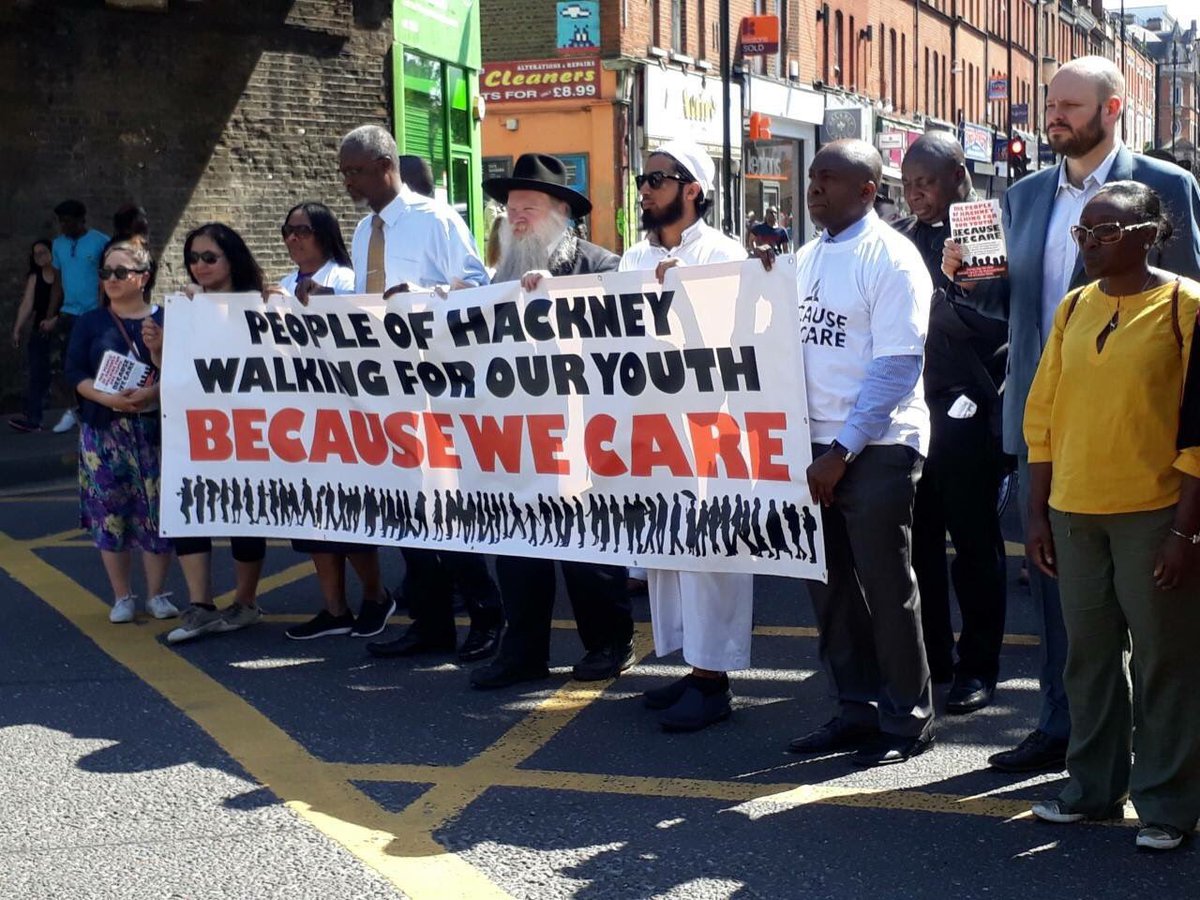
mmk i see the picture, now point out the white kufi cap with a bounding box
[652,140,716,196]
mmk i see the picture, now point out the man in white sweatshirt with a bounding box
[785,139,936,766]
[619,140,754,732]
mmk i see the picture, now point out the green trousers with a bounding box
[1050,506,1200,831]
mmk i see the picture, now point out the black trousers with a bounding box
[495,557,632,667]
[806,443,934,737]
[173,536,266,562]
[401,548,501,641]
[912,395,1007,686]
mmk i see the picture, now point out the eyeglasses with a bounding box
[281,224,315,239]
[635,171,690,190]
[98,265,148,281]
[1069,222,1153,246]
[186,250,223,265]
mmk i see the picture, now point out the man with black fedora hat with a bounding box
[469,153,636,690]
[483,153,618,287]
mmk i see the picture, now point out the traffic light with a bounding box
[1008,137,1029,180]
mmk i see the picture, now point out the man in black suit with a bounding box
[469,154,635,689]
[894,132,1008,716]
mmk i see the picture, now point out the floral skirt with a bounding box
[79,417,171,554]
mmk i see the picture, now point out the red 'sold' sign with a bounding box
[480,57,601,104]
[740,15,779,55]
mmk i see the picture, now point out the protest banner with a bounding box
[159,259,826,580]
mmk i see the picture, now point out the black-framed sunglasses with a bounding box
[281,224,315,239]
[98,265,148,281]
[1069,221,1153,247]
[635,171,690,190]
[186,250,222,265]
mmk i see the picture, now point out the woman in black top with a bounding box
[142,223,269,644]
[9,240,56,432]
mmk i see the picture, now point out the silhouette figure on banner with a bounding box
[170,476,818,565]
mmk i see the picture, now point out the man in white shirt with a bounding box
[945,56,1200,773]
[331,124,503,663]
[619,140,754,732]
[786,140,936,767]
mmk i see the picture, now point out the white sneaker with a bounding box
[110,595,136,624]
[1136,824,1185,851]
[52,409,78,433]
[146,592,181,620]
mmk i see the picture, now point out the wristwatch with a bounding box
[1170,527,1200,544]
[829,440,857,464]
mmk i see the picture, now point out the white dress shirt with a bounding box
[280,259,356,296]
[1040,141,1121,341]
[350,186,488,293]
[619,219,747,270]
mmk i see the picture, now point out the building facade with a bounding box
[0,0,402,410]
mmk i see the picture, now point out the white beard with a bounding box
[494,209,571,283]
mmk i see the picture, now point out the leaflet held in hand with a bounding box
[949,199,1007,283]
[94,350,153,395]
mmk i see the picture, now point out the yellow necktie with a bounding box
[366,214,385,294]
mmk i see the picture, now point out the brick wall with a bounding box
[0,0,392,409]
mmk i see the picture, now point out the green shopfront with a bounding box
[394,1,484,240]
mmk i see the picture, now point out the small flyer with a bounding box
[949,199,1007,282]
[94,350,153,395]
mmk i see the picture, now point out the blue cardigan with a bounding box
[64,305,163,430]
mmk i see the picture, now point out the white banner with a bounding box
[159,259,825,580]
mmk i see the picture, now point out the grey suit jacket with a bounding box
[968,146,1200,454]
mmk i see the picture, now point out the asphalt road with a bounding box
[1,482,1195,900]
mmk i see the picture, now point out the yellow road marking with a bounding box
[0,534,507,899]
[0,522,1083,900]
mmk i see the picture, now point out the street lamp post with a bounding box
[720,0,734,237]
[1006,0,1014,185]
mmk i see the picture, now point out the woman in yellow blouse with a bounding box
[1023,181,1200,851]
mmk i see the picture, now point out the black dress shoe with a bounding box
[945,676,995,715]
[458,623,503,662]
[787,717,879,754]
[850,729,935,767]
[366,628,456,659]
[643,675,692,710]
[988,730,1068,773]
[572,641,636,681]
[658,682,732,732]
[469,659,550,690]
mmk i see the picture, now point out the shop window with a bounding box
[403,50,446,188]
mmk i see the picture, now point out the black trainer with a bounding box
[351,593,396,638]
[643,675,692,710]
[285,610,355,641]
[572,641,636,681]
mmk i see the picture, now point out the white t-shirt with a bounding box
[794,211,931,454]
[280,259,356,297]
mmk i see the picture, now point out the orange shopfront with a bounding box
[479,57,622,253]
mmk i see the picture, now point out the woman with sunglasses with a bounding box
[273,202,396,641]
[143,222,269,644]
[64,239,179,624]
[1024,181,1200,852]
[278,201,354,302]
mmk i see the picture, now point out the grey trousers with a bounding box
[1018,456,1071,741]
[1051,507,1200,832]
[805,444,934,737]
